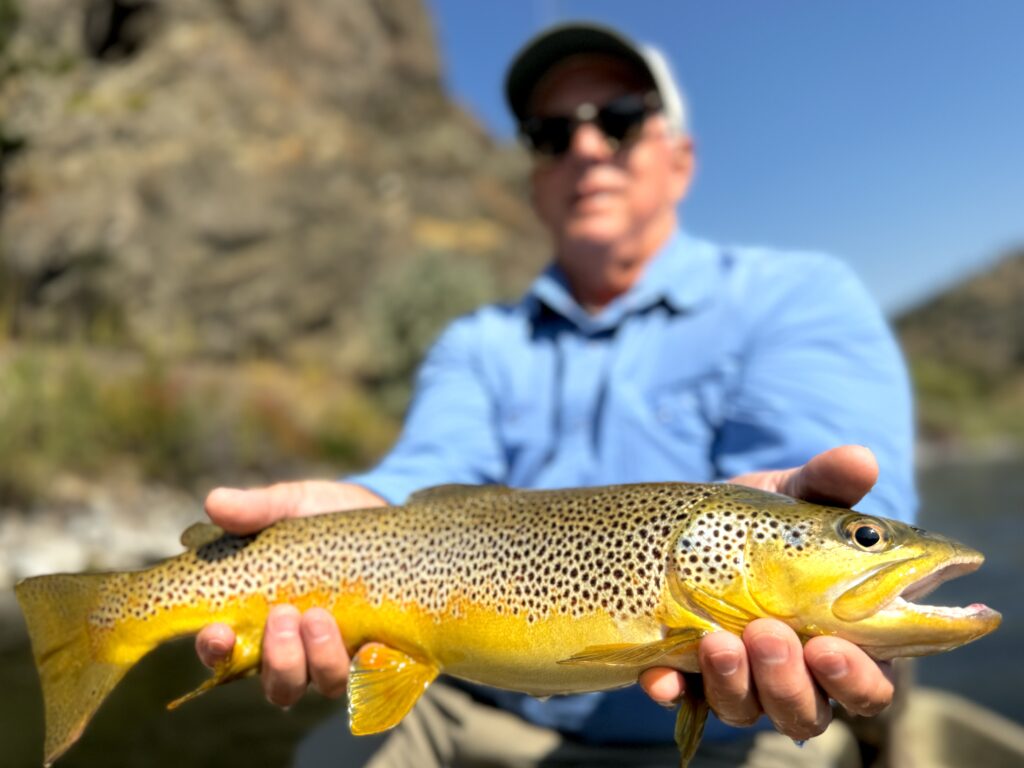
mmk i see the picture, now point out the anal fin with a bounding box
[167,627,261,710]
[557,629,706,667]
[348,643,439,735]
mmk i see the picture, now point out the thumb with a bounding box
[782,445,879,508]
[204,483,305,534]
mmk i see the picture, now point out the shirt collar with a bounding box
[523,230,720,333]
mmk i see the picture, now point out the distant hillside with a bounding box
[896,249,1024,444]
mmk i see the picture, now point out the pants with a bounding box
[292,682,861,768]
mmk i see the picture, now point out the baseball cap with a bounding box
[504,22,688,134]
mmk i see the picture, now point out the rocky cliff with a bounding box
[0,0,552,591]
[0,0,546,358]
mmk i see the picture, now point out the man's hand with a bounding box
[639,445,896,739]
[194,481,385,707]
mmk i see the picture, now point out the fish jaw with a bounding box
[835,556,1002,659]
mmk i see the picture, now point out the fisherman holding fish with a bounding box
[195,22,917,767]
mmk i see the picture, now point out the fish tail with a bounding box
[15,571,140,767]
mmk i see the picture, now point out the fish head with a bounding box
[667,485,1000,659]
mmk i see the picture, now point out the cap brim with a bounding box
[505,23,651,122]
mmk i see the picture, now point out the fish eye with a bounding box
[854,526,880,547]
[843,519,889,552]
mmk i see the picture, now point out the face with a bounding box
[526,55,695,308]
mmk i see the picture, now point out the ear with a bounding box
[667,135,696,203]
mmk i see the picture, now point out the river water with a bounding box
[0,459,1020,767]
[910,457,1022,721]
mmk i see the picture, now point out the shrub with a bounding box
[360,251,498,415]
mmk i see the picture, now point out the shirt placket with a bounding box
[554,330,611,484]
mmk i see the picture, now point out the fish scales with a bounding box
[88,484,719,694]
[103,484,708,626]
[15,482,1001,767]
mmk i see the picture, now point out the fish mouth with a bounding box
[895,556,980,604]
[883,596,998,622]
[860,554,1001,658]
[882,556,999,622]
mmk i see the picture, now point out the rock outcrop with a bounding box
[0,0,546,357]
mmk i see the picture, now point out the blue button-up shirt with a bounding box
[348,230,916,744]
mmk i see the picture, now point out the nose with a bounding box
[567,122,615,162]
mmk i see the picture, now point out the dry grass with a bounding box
[0,345,399,505]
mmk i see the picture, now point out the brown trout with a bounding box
[16,482,1000,766]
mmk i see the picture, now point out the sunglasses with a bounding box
[518,91,663,159]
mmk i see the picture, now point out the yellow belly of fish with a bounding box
[93,580,671,699]
[334,594,666,696]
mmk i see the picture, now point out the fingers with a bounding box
[645,624,886,740]
[196,623,236,668]
[782,445,879,508]
[261,605,308,708]
[698,631,760,727]
[301,607,350,699]
[638,667,685,703]
[644,624,831,740]
[805,636,894,718]
[260,605,351,708]
[744,620,832,740]
[204,484,305,534]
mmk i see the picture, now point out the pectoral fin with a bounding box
[557,629,706,667]
[686,587,759,636]
[347,643,439,735]
[675,674,709,767]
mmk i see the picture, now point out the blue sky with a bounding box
[426,1,1023,314]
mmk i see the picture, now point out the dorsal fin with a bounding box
[180,522,225,549]
[407,484,512,503]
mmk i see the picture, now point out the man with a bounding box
[197,22,915,766]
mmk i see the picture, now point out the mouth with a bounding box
[851,553,1002,659]
[572,177,623,198]
[571,188,619,204]
[874,555,1000,624]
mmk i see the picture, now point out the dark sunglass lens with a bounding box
[596,109,645,142]
[597,95,650,142]
[522,117,573,157]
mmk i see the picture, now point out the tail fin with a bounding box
[15,572,135,767]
